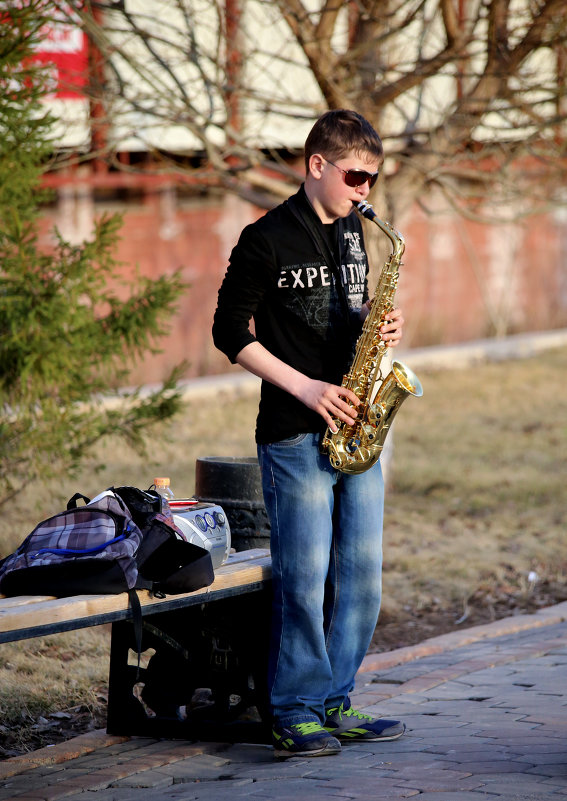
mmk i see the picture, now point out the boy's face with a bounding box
[305,150,381,224]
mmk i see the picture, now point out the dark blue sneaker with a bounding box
[272,721,342,759]
[324,702,405,742]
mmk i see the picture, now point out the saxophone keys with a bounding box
[367,403,384,426]
[359,421,377,443]
[346,436,361,454]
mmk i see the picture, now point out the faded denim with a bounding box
[258,432,384,726]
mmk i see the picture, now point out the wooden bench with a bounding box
[0,549,272,743]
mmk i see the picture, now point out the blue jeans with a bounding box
[257,432,384,727]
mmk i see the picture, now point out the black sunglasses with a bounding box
[325,158,380,189]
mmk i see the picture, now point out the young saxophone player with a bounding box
[213,109,406,759]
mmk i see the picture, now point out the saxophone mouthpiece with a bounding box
[353,200,376,220]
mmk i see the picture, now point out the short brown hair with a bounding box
[304,109,383,172]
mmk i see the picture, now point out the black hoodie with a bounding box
[213,185,370,443]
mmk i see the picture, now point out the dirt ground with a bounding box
[372,579,567,653]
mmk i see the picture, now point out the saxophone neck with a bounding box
[353,200,405,260]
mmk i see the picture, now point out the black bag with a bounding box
[0,486,214,598]
[115,485,214,596]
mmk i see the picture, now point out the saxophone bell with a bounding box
[323,360,423,475]
[391,360,423,397]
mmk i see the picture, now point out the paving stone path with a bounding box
[1,604,566,801]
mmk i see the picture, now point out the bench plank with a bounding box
[0,549,271,643]
[0,595,57,608]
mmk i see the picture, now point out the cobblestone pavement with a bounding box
[1,603,566,801]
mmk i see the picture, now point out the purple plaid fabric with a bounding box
[0,491,142,589]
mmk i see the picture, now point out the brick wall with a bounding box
[37,186,567,386]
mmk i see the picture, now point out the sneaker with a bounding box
[272,721,342,759]
[324,702,405,742]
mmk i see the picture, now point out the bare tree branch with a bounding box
[56,0,566,224]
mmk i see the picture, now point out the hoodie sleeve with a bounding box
[212,222,276,364]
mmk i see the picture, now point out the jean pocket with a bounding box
[270,432,309,448]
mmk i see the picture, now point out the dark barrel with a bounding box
[194,457,270,552]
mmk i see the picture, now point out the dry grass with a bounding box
[382,346,567,618]
[0,346,565,755]
[0,628,108,754]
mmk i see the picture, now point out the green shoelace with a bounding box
[292,721,326,735]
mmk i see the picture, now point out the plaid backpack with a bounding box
[0,486,214,598]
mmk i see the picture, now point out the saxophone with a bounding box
[320,200,423,475]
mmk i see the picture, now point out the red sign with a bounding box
[31,4,88,99]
